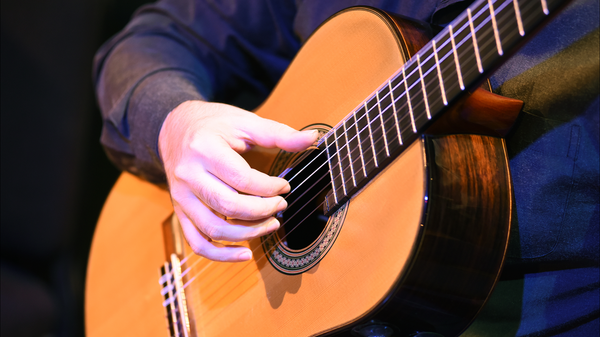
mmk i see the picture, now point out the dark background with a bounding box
[1,1,149,336]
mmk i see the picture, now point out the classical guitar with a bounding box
[86,0,570,336]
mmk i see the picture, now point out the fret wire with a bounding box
[431,40,448,106]
[345,115,365,185]
[451,0,519,74]
[177,2,562,299]
[449,24,466,90]
[416,54,432,119]
[488,0,504,55]
[342,121,357,188]
[324,0,532,163]
[388,20,470,113]
[324,135,339,204]
[364,101,379,168]
[334,129,347,197]
[326,0,535,180]
[376,90,391,156]
[354,109,368,177]
[388,79,403,145]
[471,2,498,71]
[379,0,513,135]
[339,0,542,193]
[541,0,549,14]
[513,0,525,35]
[180,7,556,294]
[402,67,417,132]
[431,0,518,101]
[386,1,496,127]
[467,8,484,73]
[376,11,474,130]
[325,0,540,203]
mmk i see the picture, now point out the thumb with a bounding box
[242,116,319,152]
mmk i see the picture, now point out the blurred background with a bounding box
[1,1,149,336]
[2,1,598,337]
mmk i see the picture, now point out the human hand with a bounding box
[158,100,318,262]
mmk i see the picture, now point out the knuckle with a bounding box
[208,252,231,262]
[214,196,241,218]
[169,190,186,204]
[265,178,284,196]
[190,242,227,262]
[228,170,250,192]
[204,223,225,241]
[173,165,191,182]
[189,242,206,257]
[258,198,278,217]
[251,224,269,238]
[189,137,207,154]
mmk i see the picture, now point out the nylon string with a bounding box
[160,0,544,323]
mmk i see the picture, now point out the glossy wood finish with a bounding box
[86,172,172,336]
[86,7,512,337]
[189,8,427,336]
[333,135,512,337]
[426,88,523,137]
[379,9,524,138]
[414,135,511,335]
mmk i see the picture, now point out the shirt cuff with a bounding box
[126,69,209,183]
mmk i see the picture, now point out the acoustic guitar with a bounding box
[86,0,570,335]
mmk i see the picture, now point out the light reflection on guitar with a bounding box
[85,0,573,335]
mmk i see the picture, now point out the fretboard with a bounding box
[322,0,570,215]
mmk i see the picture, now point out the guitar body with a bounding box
[86,7,513,337]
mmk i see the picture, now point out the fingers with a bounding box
[196,139,290,197]
[196,176,287,220]
[180,194,281,241]
[236,115,320,152]
[174,161,287,220]
[177,211,252,262]
[159,101,319,262]
[174,197,280,262]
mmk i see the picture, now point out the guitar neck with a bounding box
[322,0,570,215]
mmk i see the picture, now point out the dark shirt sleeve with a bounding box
[93,0,468,184]
[93,0,300,184]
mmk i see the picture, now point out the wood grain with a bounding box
[86,7,512,337]
[85,173,172,336]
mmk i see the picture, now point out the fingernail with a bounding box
[238,250,252,261]
[266,218,280,233]
[302,129,318,137]
[280,182,291,194]
[276,198,288,212]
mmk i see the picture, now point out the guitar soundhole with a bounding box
[263,125,347,274]
[276,148,331,251]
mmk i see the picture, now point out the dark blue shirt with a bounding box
[93,0,470,183]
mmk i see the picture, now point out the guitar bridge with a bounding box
[158,213,195,336]
[159,254,191,337]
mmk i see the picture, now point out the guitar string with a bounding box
[175,0,536,316]
[162,0,528,298]
[164,0,537,309]
[163,0,544,328]
[174,6,542,326]
[327,0,527,182]
[171,0,519,275]
[163,1,529,303]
